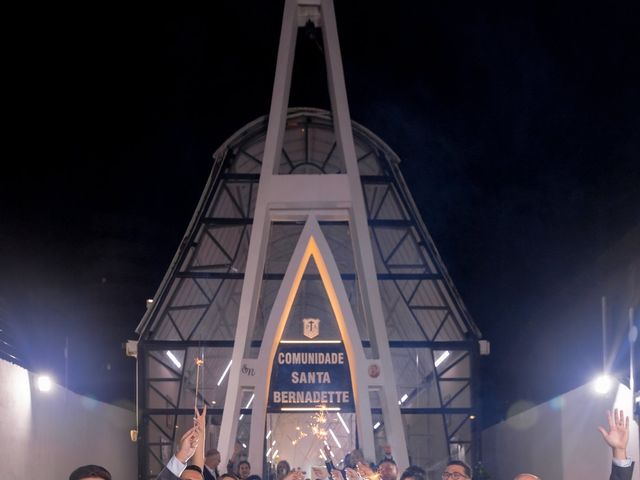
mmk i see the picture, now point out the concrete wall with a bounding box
[483,381,639,479]
[0,359,136,479]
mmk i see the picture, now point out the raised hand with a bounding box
[358,463,375,477]
[357,462,379,480]
[331,468,345,480]
[195,405,207,429]
[284,471,306,480]
[193,405,207,467]
[598,409,629,460]
[345,467,360,480]
[324,444,332,461]
[176,425,200,463]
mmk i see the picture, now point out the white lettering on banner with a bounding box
[272,391,350,404]
[291,371,331,384]
[270,344,354,409]
[277,352,344,365]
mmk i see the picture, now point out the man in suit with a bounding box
[69,465,112,480]
[204,449,222,480]
[599,409,634,480]
[157,424,201,480]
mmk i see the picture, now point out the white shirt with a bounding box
[613,458,633,468]
[206,465,218,479]
[166,455,188,477]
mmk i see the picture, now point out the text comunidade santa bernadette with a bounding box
[272,351,351,404]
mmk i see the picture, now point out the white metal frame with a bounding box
[217,0,409,470]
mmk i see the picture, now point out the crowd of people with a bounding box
[69,409,634,480]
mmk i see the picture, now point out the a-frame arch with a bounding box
[247,214,376,468]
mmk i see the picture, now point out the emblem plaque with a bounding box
[303,317,320,339]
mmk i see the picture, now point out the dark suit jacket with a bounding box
[157,466,179,480]
[610,462,634,480]
[204,466,219,480]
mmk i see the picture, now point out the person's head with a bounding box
[205,448,221,469]
[69,465,112,480]
[377,459,398,480]
[238,460,251,479]
[220,474,240,480]
[442,460,471,480]
[400,466,426,480]
[182,465,203,480]
[277,460,291,478]
[350,449,364,466]
[514,475,540,480]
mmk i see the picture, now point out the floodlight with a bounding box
[593,374,613,394]
[37,375,53,392]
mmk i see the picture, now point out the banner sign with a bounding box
[269,343,355,412]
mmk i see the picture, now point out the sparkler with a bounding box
[310,406,330,440]
[194,356,204,411]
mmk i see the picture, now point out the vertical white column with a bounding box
[217,0,299,468]
[320,0,409,467]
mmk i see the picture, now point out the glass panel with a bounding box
[278,119,345,174]
[369,390,389,461]
[145,346,234,409]
[401,413,448,476]
[391,347,440,408]
[265,411,356,472]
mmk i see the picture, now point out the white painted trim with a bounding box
[251,215,374,469]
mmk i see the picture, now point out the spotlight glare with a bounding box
[373,421,381,430]
[37,375,53,392]
[593,374,613,394]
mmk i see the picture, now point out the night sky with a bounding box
[2,1,639,425]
